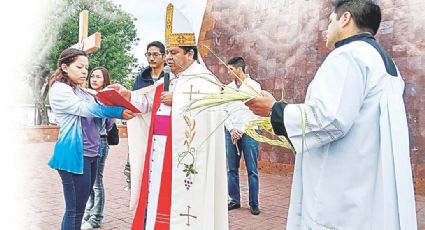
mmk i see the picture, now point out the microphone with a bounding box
[163,65,170,92]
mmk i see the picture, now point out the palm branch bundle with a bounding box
[245,117,294,152]
[181,45,294,152]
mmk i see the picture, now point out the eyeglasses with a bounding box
[144,52,163,58]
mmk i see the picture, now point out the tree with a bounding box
[27,0,139,125]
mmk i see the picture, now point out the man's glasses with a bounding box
[144,52,163,58]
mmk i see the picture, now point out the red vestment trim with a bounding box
[132,85,172,230]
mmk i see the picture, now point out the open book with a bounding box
[95,89,141,113]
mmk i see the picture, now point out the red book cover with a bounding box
[96,89,141,113]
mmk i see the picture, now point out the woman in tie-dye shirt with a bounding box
[48,48,135,230]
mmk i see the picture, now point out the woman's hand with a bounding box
[121,109,136,120]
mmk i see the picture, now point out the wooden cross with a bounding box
[179,205,197,226]
[70,10,101,54]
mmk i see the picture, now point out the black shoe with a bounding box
[228,201,241,210]
[249,205,260,215]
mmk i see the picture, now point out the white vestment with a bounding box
[128,77,166,211]
[128,62,228,229]
[283,39,417,229]
[170,62,228,230]
[127,98,153,210]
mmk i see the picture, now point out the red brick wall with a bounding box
[198,0,425,186]
[25,125,60,142]
[25,125,128,142]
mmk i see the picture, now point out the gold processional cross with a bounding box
[179,205,197,226]
[70,10,101,54]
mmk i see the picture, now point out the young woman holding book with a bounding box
[48,48,135,230]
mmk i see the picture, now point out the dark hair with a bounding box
[333,0,381,35]
[87,67,112,89]
[147,41,165,54]
[49,48,87,87]
[227,56,246,73]
[180,46,198,61]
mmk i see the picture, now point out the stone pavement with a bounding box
[20,139,424,229]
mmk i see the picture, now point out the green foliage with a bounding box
[27,0,139,124]
[48,0,139,87]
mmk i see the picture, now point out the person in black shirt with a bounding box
[133,41,166,90]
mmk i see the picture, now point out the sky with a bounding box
[112,0,208,66]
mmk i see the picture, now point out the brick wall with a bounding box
[24,125,128,142]
[25,125,60,142]
[198,0,425,191]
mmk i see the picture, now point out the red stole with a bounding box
[132,85,172,230]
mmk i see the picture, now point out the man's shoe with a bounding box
[228,202,241,210]
[249,205,260,215]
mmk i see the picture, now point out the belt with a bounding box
[100,134,107,138]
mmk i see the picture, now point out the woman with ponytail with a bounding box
[48,48,135,230]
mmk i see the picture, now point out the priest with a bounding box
[112,3,228,230]
[246,0,417,229]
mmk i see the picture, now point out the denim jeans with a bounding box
[58,156,98,230]
[83,137,109,227]
[225,130,259,206]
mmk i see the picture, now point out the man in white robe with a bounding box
[246,1,417,229]
[114,4,228,230]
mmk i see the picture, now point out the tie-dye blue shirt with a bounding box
[48,82,125,174]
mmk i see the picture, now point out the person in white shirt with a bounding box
[224,56,262,215]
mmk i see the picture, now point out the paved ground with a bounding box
[19,139,425,229]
